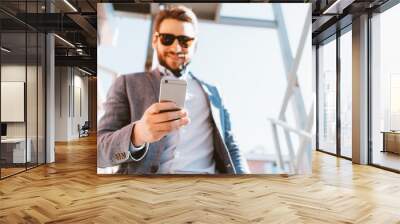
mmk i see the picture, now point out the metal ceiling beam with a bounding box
[312,15,335,33]
[112,3,151,14]
[312,14,352,44]
[373,0,400,12]
[2,12,96,48]
[311,0,390,43]
[67,14,97,38]
[218,16,277,29]
[86,0,97,12]
[322,0,356,14]
[52,0,76,13]
[55,55,96,68]
[13,13,83,32]
[66,13,97,47]
[0,8,38,31]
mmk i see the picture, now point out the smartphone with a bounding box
[158,77,187,112]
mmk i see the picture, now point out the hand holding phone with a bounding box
[131,77,189,146]
[132,102,190,146]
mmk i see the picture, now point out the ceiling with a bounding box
[0,0,97,75]
[1,0,397,74]
[110,1,391,44]
[311,0,391,44]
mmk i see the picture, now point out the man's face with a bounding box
[152,19,197,73]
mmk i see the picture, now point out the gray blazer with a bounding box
[97,69,248,174]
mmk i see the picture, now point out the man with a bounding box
[97,5,249,174]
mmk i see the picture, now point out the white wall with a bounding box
[55,67,89,141]
[55,67,68,141]
[72,73,89,138]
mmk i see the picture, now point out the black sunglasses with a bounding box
[156,33,195,48]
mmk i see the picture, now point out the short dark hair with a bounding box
[153,5,198,34]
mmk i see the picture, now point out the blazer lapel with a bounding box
[146,69,162,102]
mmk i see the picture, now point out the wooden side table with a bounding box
[381,131,400,154]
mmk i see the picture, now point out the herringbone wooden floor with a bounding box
[1,135,400,224]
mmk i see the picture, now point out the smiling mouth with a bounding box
[168,54,185,60]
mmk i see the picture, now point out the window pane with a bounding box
[1,30,28,177]
[371,4,400,171]
[340,29,352,158]
[318,37,337,154]
[38,32,46,165]
[27,31,38,169]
